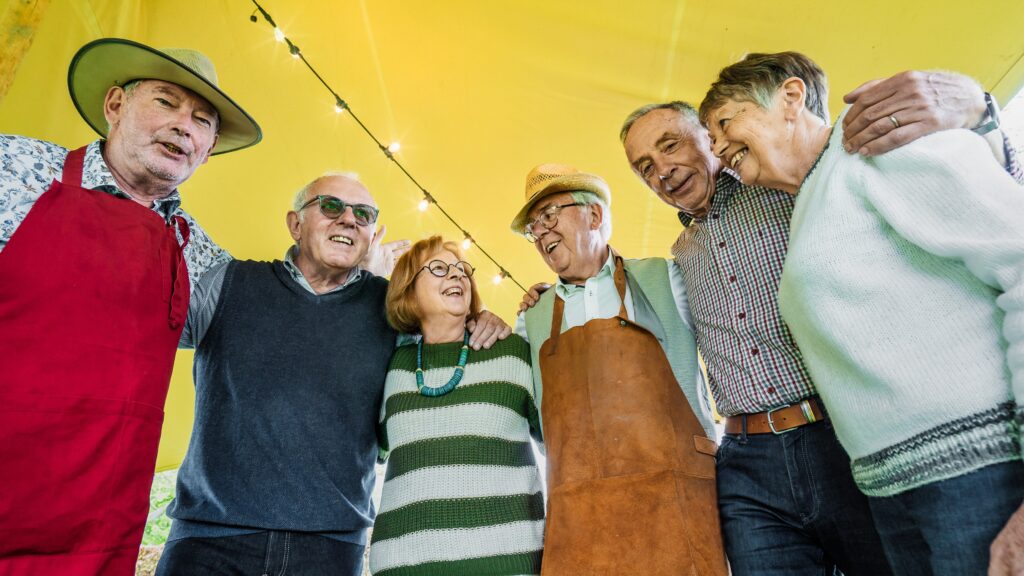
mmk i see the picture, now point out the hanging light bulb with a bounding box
[492,271,506,285]
[418,198,430,212]
[334,104,345,114]
[461,237,473,250]
[274,27,285,42]
[387,142,401,153]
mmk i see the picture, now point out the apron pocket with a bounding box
[676,434,718,480]
[0,393,164,557]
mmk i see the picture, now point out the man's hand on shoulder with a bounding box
[466,310,512,350]
[518,282,552,314]
[360,224,411,277]
[842,71,987,156]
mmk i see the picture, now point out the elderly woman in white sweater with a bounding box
[698,51,1024,576]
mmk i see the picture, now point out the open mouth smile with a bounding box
[329,235,353,245]
[162,142,186,156]
[544,240,560,254]
[730,148,747,169]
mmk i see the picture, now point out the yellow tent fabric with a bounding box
[3,0,1023,471]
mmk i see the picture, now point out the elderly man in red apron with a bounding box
[512,163,728,575]
[0,38,260,575]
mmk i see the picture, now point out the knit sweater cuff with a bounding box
[851,402,1021,496]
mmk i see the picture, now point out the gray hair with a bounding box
[620,101,700,143]
[104,80,143,132]
[570,191,612,241]
[292,171,362,221]
[699,51,830,125]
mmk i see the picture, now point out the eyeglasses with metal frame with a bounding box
[523,202,583,242]
[299,195,379,227]
[418,260,475,278]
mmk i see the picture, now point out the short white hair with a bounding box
[569,191,612,241]
[292,171,361,221]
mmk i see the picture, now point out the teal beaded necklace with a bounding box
[415,329,470,397]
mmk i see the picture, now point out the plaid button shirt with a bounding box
[673,171,813,416]
[674,136,1023,417]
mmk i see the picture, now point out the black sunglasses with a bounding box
[418,260,475,278]
[299,195,379,226]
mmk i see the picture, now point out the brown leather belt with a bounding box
[724,397,827,435]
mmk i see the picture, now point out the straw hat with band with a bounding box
[510,163,612,236]
[68,37,262,155]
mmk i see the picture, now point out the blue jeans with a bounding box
[155,531,365,576]
[868,459,1024,576]
[717,420,892,576]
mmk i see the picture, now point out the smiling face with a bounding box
[528,192,607,284]
[413,249,473,324]
[623,108,722,218]
[288,175,376,279]
[705,94,791,190]
[103,80,219,193]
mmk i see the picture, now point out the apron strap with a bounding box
[548,294,565,355]
[612,254,628,320]
[167,216,191,329]
[61,147,88,189]
[547,248,629,354]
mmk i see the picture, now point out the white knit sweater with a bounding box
[778,113,1024,497]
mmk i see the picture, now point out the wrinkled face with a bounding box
[705,96,785,189]
[289,176,376,274]
[413,249,473,323]
[528,192,604,284]
[104,80,219,188]
[623,108,721,218]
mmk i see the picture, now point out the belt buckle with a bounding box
[767,403,795,435]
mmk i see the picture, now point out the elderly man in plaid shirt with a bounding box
[617,69,1023,576]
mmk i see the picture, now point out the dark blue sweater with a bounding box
[168,260,396,544]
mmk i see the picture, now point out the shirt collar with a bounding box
[284,245,362,295]
[554,247,616,298]
[84,140,183,222]
[676,168,741,226]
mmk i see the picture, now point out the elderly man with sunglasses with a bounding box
[156,173,511,576]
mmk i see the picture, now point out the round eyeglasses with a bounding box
[418,260,475,278]
[523,202,582,242]
[299,195,379,227]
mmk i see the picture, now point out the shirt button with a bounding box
[766,386,776,394]
[737,312,746,319]
[751,348,759,356]
[729,275,737,283]
[718,241,726,248]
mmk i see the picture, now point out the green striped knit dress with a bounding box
[369,333,544,576]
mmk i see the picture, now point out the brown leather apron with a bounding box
[538,256,727,575]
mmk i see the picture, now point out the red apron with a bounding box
[0,147,190,575]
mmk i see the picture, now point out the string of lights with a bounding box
[249,1,522,291]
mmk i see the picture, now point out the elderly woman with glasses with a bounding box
[368,236,544,576]
[699,52,1024,575]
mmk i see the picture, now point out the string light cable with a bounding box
[250,1,526,292]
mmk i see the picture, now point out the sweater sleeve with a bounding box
[861,129,1024,423]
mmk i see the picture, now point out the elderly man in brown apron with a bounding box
[511,163,728,575]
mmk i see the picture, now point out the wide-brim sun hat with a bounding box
[510,163,612,235]
[68,37,262,155]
